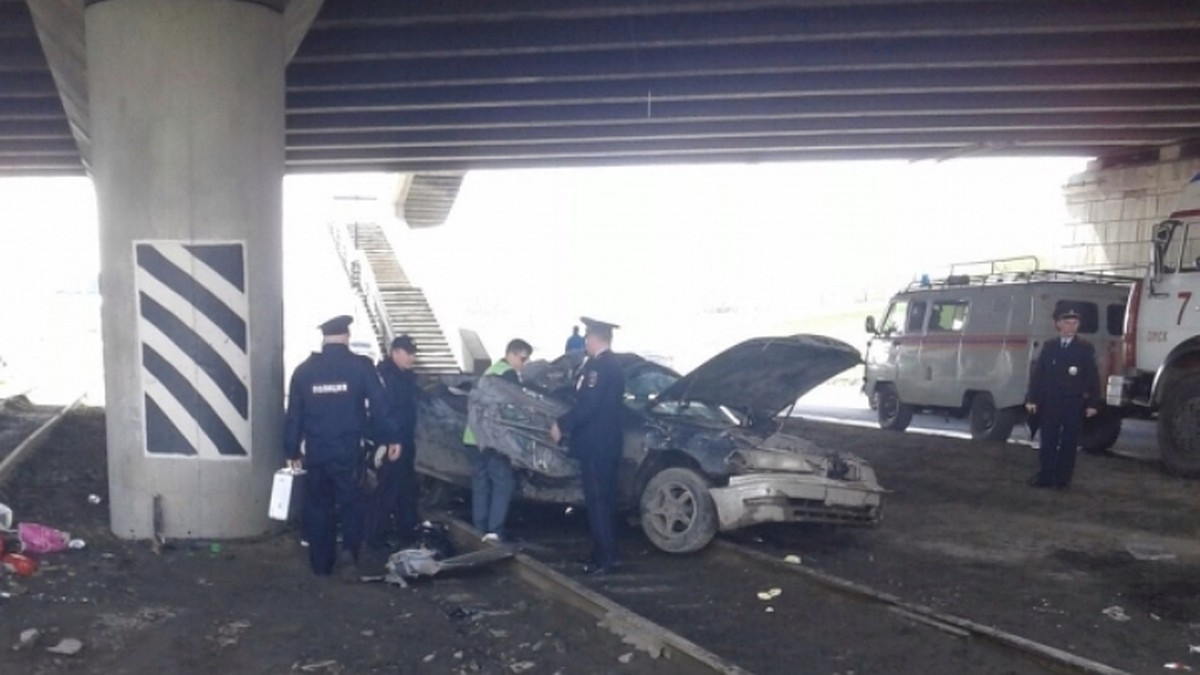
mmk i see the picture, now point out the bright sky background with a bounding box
[0,157,1088,402]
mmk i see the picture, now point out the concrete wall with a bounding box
[1058,151,1200,271]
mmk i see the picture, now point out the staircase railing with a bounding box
[328,222,393,358]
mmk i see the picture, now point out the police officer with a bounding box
[550,317,625,574]
[284,315,398,578]
[367,335,421,553]
[1025,306,1100,489]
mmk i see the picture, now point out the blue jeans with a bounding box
[467,445,515,535]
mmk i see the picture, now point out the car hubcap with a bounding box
[647,482,697,538]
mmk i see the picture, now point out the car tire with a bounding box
[968,393,1016,442]
[1079,408,1122,455]
[875,384,912,432]
[1158,373,1200,478]
[639,467,718,554]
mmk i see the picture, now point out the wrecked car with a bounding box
[415,335,884,554]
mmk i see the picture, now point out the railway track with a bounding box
[439,509,1129,675]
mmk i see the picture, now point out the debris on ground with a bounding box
[1102,606,1131,622]
[46,637,83,656]
[618,652,634,664]
[13,628,40,651]
[509,661,535,673]
[18,522,70,554]
[88,494,102,505]
[297,659,339,672]
[783,555,802,564]
[756,588,782,601]
[1126,543,1178,562]
[1164,663,1193,671]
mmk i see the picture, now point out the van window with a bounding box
[1107,303,1126,336]
[905,301,927,333]
[881,299,924,335]
[1053,300,1099,334]
[929,300,969,332]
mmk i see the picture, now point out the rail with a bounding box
[328,222,394,357]
[0,395,86,486]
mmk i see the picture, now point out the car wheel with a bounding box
[875,384,912,432]
[639,467,718,554]
[968,393,1016,442]
[1080,408,1122,455]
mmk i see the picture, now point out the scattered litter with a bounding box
[1164,663,1193,671]
[46,638,83,656]
[68,539,86,550]
[18,523,70,554]
[423,654,436,663]
[88,494,103,506]
[783,555,802,564]
[215,620,251,648]
[1153,614,1163,621]
[1,553,37,577]
[1102,606,1131,622]
[489,629,509,639]
[564,507,574,516]
[756,587,783,601]
[765,607,775,613]
[1126,543,1177,562]
[298,660,338,672]
[509,662,535,673]
[618,652,634,664]
[1190,645,1200,654]
[453,651,463,660]
[384,546,513,586]
[209,543,222,555]
[14,628,40,650]
[360,630,375,638]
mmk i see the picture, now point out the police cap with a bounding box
[580,316,620,340]
[318,314,353,335]
[390,334,418,353]
[1053,305,1081,321]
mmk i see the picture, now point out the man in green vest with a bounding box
[464,338,533,542]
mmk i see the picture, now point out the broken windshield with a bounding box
[625,368,734,423]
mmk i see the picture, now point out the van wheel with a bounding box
[1080,409,1122,455]
[876,384,912,432]
[968,393,1016,442]
[640,467,718,554]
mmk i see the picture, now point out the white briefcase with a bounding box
[268,468,305,521]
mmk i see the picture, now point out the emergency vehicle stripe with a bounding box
[135,241,250,459]
[143,345,247,458]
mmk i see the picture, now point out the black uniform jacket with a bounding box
[283,344,397,465]
[557,350,625,458]
[1026,337,1101,407]
[377,359,420,449]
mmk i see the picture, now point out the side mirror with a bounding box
[864,316,877,334]
[1151,220,1175,285]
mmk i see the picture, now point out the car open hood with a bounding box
[652,335,861,420]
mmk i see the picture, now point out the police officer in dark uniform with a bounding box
[366,334,421,552]
[1025,306,1100,489]
[550,317,625,575]
[284,315,399,578]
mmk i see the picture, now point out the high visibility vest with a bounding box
[462,359,514,446]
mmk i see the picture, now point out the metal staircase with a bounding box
[330,222,461,375]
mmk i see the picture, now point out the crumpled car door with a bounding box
[466,376,580,478]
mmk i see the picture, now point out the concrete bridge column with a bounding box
[1058,147,1200,270]
[87,0,286,538]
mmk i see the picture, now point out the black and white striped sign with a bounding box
[135,241,250,458]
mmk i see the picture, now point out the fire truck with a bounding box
[1107,172,1200,477]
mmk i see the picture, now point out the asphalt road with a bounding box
[793,385,1161,463]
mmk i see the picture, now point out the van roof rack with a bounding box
[905,256,1141,292]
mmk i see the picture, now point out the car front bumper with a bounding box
[708,472,884,531]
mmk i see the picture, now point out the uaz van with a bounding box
[863,258,1134,451]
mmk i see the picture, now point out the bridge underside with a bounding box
[3,0,1200,178]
